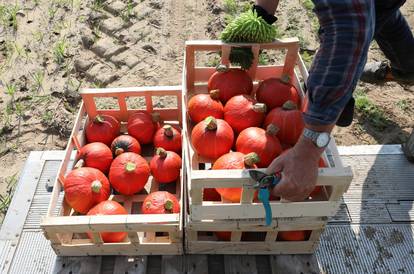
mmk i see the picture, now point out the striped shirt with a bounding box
[303,0,375,125]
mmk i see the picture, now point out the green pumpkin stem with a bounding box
[282,100,297,110]
[156,147,168,159]
[164,199,174,212]
[252,103,267,113]
[216,64,229,73]
[209,89,220,100]
[280,74,290,84]
[244,152,260,167]
[91,180,102,193]
[94,115,104,123]
[125,162,137,172]
[115,148,124,156]
[163,125,174,138]
[266,124,279,135]
[205,116,218,131]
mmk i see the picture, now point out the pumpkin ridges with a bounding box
[208,68,253,103]
[188,91,224,123]
[224,95,266,133]
[264,101,304,145]
[235,126,282,168]
[213,152,258,202]
[111,135,141,157]
[256,77,301,110]
[127,111,158,145]
[79,142,113,174]
[64,167,110,214]
[86,114,120,146]
[191,116,234,160]
[87,200,128,243]
[141,191,180,214]
[153,125,182,154]
[109,152,150,195]
[150,148,182,183]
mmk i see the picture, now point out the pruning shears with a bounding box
[248,170,281,226]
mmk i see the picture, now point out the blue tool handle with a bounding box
[258,188,272,226]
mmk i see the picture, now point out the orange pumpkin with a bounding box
[127,111,159,144]
[207,66,253,103]
[141,191,180,214]
[277,230,311,241]
[85,114,120,146]
[191,116,234,160]
[109,152,150,195]
[79,142,113,174]
[214,152,259,202]
[224,95,266,133]
[264,101,304,145]
[256,77,300,110]
[236,124,282,168]
[188,89,224,123]
[153,125,182,154]
[111,135,141,157]
[64,167,110,214]
[87,200,128,243]
[150,148,182,183]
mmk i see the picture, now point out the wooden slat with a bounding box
[224,255,258,274]
[113,256,147,274]
[186,241,315,254]
[161,255,184,274]
[269,254,320,274]
[190,167,353,188]
[53,256,102,274]
[186,255,208,274]
[190,201,342,221]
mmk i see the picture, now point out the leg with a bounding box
[375,1,414,74]
[361,0,414,83]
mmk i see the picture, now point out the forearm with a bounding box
[256,0,279,14]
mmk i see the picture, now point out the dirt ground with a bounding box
[0,0,413,221]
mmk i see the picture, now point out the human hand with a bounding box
[265,137,322,201]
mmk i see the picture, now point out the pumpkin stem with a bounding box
[282,100,298,110]
[209,89,220,100]
[91,180,102,193]
[163,125,174,138]
[94,115,104,123]
[156,147,168,159]
[266,124,279,135]
[205,116,217,131]
[244,152,260,167]
[252,103,267,113]
[216,64,229,73]
[151,112,161,123]
[280,74,290,84]
[115,148,124,156]
[125,162,137,172]
[164,199,174,212]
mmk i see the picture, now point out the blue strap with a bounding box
[258,175,281,226]
[258,188,272,226]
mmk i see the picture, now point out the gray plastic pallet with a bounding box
[0,145,413,274]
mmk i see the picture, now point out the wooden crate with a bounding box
[182,39,353,254]
[41,86,185,256]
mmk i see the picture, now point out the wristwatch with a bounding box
[302,128,331,148]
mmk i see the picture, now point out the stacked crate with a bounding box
[182,39,353,254]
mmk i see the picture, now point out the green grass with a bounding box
[121,0,135,22]
[223,0,238,15]
[258,51,271,65]
[31,70,44,93]
[0,174,18,219]
[4,83,16,101]
[91,0,105,11]
[0,4,20,30]
[396,99,411,112]
[354,90,389,130]
[53,39,67,64]
[300,51,314,67]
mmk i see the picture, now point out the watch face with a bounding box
[316,133,330,148]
